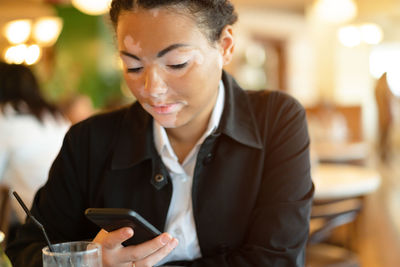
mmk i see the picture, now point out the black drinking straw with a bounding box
[12,191,55,253]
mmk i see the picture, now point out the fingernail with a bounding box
[161,233,172,245]
[168,238,178,249]
[124,228,133,236]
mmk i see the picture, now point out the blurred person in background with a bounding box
[0,62,70,227]
[61,93,97,124]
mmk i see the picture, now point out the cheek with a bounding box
[123,73,146,98]
[217,54,223,69]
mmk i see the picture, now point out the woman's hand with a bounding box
[93,227,179,267]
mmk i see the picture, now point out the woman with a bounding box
[0,62,70,223]
[6,0,313,266]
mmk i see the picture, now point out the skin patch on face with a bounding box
[124,35,142,55]
[192,49,205,65]
[142,102,187,128]
[131,79,184,128]
[158,48,205,78]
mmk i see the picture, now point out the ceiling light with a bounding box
[33,17,63,46]
[4,44,28,65]
[313,0,357,23]
[71,0,112,16]
[360,23,383,45]
[25,45,42,65]
[4,20,32,44]
[338,25,361,47]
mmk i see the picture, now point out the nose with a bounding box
[144,67,168,98]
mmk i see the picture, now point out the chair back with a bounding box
[306,198,363,267]
[309,198,362,245]
[306,104,363,143]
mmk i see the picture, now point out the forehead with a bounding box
[116,7,207,52]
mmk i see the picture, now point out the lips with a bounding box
[150,103,182,114]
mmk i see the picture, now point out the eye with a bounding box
[127,67,143,73]
[168,62,188,70]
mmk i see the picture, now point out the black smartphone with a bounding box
[85,208,162,246]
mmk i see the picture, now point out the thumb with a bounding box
[94,227,134,250]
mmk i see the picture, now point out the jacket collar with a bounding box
[111,71,262,170]
[219,71,263,150]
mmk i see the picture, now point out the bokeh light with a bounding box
[338,26,361,47]
[4,20,32,44]
[71,0,112,16]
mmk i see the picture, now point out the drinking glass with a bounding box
[42,241,102,267]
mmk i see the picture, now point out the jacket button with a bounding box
[203,153,213,165]
[211,130,221,137]
[154,174,165,183]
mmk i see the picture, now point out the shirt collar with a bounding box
[153,80,225,163]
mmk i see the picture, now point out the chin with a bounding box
[161,122,179,129]
[155,117,179,128]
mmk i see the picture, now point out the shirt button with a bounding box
[174,228,182,236]
[154,174,165,183]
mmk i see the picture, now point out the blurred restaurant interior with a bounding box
[1,0,400,266]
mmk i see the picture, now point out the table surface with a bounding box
[312,163,381,200]
[312,141,369,162]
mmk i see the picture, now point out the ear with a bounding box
[217,25,235,66]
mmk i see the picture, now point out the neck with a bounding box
[166,87,219,162]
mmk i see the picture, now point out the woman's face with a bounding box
[117,7,232,128]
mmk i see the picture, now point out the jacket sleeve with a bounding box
[6,123,90,267]
[188,93,314,266]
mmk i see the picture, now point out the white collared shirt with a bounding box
[153,81,225,265]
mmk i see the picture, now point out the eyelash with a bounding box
[167,62,188,69]
[126,62,188,73]
[127,67,143,73]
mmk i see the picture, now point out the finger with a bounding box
[95,227,134,250]
[119,233,173,262]
[135,238,179,266]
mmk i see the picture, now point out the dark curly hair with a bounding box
[109,0,238,43]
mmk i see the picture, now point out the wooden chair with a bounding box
[305,104,363,143]
[306,198,363,267]
[0,184,11,248]
[374,72,394,161]
[306,104,366,165]
[306,243,360,267]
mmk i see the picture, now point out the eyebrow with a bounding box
[157,44,189,57]
[120,51,140,60]
[120,44,190,61]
